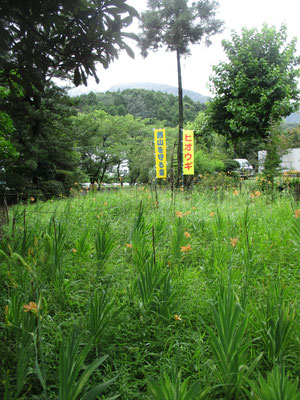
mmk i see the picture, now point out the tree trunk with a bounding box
[176,48,183,187]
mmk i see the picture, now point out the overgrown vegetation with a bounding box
[0,184,299,399]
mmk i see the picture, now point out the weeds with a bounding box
[147,364,208,400]
[94,223,115,275]
[0,187,298,399]
[249,365,300,400]
[87,289,117,345]
[206,280,262,399]
[58,329,118,400]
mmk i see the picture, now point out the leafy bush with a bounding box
[194,150,224,174]
[222,159,240,172]
[39,180,66,198]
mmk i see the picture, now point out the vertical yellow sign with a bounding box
[183,130,194,175]
[154,129,167,178]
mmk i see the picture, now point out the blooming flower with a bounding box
[174,314,182,321]
[23,302,38,314]
[180,244,191,253]
[184,231,191,238]
[184,211,191,215]
[104,201,107,206]
[230,238,238,247]
[294,209,300,218]
[255,190,261,197]
[209,212,215,217]
[30,197,34,202]
[71,248,77,253]
[233,190,239,195]
[176,211,183,218]
[125,243,133,248]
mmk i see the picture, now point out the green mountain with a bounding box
[75,88,206,127]
[108,82,210,103]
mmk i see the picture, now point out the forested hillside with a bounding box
[108,82,210,103]
[74,89,206,127]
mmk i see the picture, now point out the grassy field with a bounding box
[0,183,299,399]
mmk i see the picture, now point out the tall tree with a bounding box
[207,24,300,157]
[3,85,84,196]
[139,0,223,184]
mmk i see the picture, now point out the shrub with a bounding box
[222,159,240,172]
[194,150,224,174]
[38,180,65,198]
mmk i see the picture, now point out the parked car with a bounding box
[234,159,254,177]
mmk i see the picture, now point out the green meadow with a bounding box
[0,184,299,399]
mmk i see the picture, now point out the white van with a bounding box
[234,159,254,177]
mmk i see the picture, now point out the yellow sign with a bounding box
[154,129,167,178]
[182,130,194,175]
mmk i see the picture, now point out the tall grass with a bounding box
[0,185,298,399]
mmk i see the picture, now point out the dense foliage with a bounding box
[207,24,300,157]
[71,110,162,185]
[0,185,299,398]
[1,85,84,197]
[74,88,206,126]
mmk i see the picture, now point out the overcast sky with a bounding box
[68,0,300,97]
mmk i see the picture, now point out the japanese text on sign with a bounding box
[154,129,167,178]
[182,130,194,175]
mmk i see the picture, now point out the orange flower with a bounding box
[180,244,191,253]
[184,231,191,238]
[23,302,38,313]
[255,190,261,197]
[192,206,196,210]
[174,314,182,321]
[294,209,300,218]
[176,211,183,218]
[71,248,77,253]
[230,238,238,247]
[180,187,184,192]
[233,190,239,196]
[209,212,215,217]
[30,197,34,202]
[184,211,191,215]
[104,201,107,206]
[125,243,133,248]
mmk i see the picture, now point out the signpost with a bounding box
[182,130,194,175]
[154,129,167,179]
